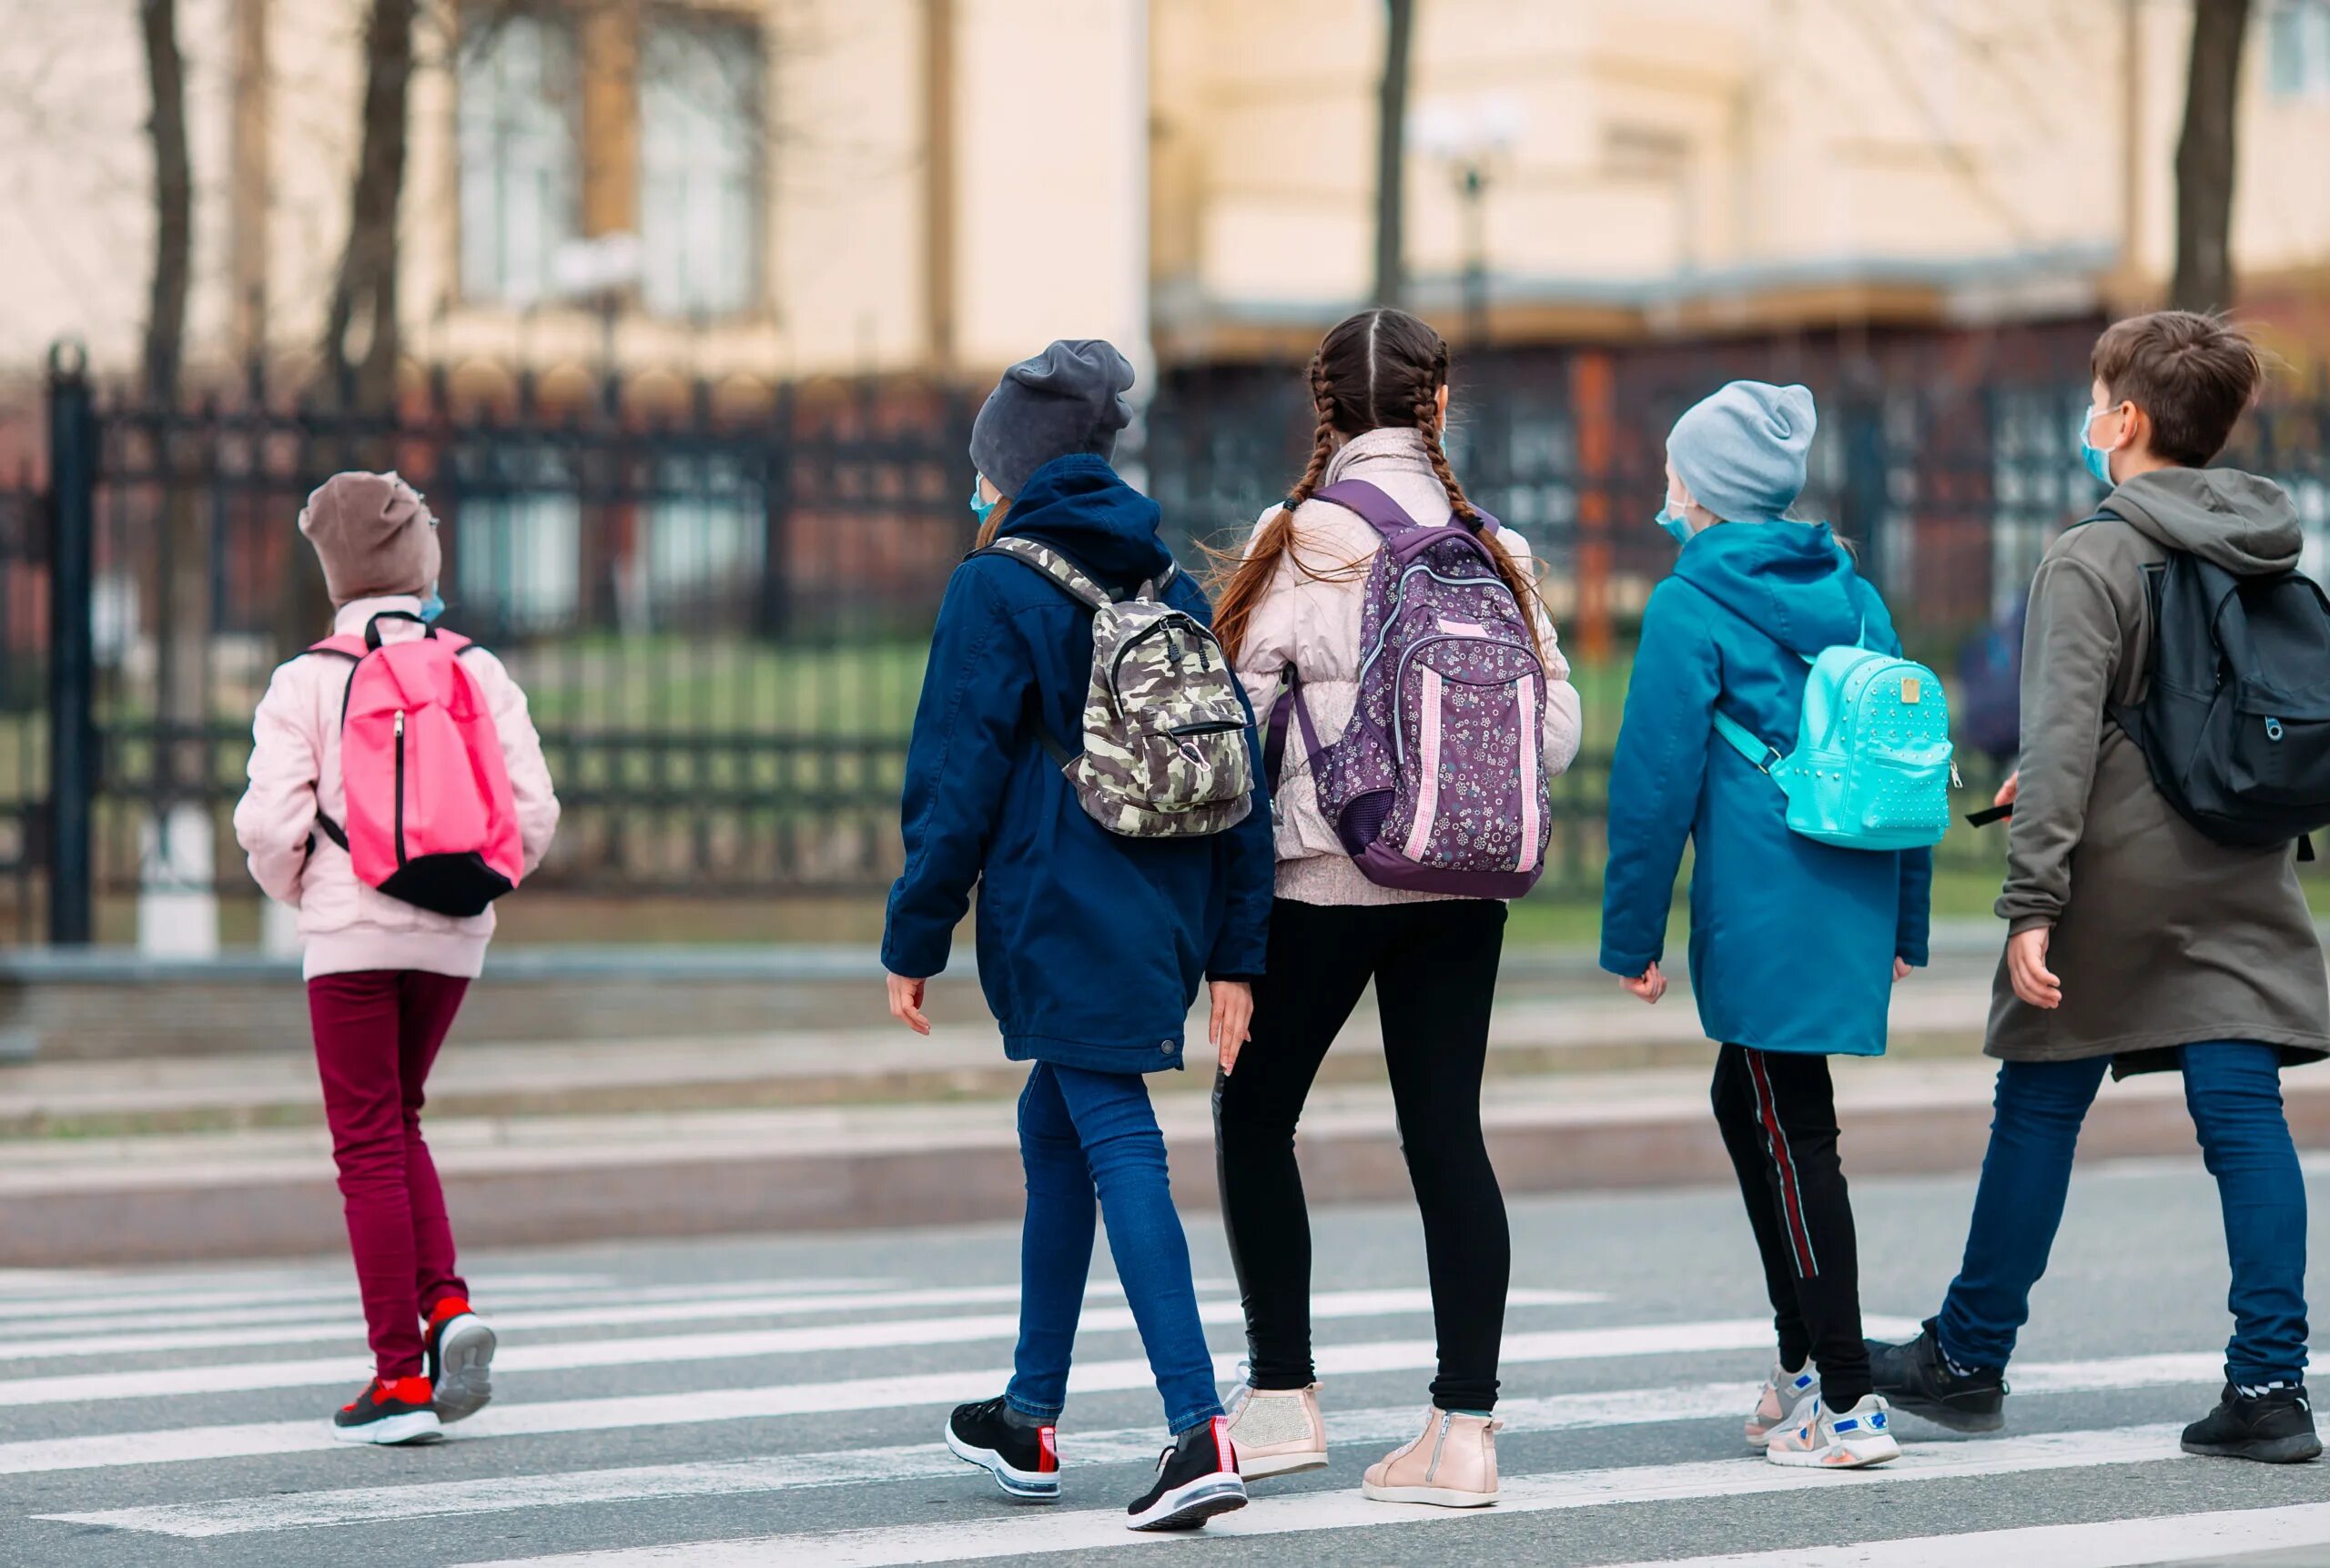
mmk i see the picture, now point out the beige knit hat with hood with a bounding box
[298,470,441,607]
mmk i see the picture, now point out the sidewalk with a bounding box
[7,947,2316,1267]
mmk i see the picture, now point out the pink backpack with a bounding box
[310,611,524,916]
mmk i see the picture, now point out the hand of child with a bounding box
[886,973,931,1036]
[2006,926,2062,1009]
[1994,771,2020,809]
[1210,980,1254,1075]
[1622,961,1666,1005]
[1893,957,1913,983]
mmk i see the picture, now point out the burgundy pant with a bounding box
[308,970,471,1380]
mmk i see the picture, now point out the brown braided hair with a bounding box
[1209,307,1544,663]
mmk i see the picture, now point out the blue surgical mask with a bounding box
[1655,503,1695,548]
[968,477,999,530]
[2075,405,2117,487]
[418,582,445,622]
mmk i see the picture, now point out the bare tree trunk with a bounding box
[1373,0,1414,308]
[143,0,218,955]
[320,0,417,415]
[2172,0,2251,313]
[141,0,190,403]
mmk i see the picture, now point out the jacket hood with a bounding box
[1672,520,1868,658]
[2102,468,2302,576]
[999,454,1173,592]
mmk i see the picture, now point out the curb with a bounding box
[10,1073,2328,1267]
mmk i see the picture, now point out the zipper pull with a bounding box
[2267,716,2285,742]
[1950,760,1963,789]
[395,710,406,738]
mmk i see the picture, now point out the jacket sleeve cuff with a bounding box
[879,927,950,981]
[1894,939,1930,967]
[1599,943,1659,979]
[2006,914,2055,937]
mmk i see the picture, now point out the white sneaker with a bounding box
[1746,1358,1818,1448]
[1764,1393,1902,1469]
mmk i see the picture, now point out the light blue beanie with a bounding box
[1666,381,1817,522]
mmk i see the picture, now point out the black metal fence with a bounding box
[5,320,2327,942]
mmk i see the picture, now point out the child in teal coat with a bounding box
[1602,381,1931,1471]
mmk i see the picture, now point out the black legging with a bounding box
[1213,896,1511,1412]
[1709,1043,1871,1408]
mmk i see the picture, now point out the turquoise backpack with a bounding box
[1712,637,1957,852]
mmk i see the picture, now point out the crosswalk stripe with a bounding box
[446,1423,2193,1566]
[5,1277,890,1343]
[0,1285,1603,1363]
[0,1317,1920,1473]
[33,1359,2225,1540]
[0,1273,621,1322]
[0,1289,1624,1407]
[1604,1502,2330,1568]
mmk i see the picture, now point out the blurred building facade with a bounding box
[5,0,2330,394]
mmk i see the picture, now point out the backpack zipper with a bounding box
[392,710,408,866]
[1355,565,1512,688]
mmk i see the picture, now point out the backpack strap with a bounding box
[971,539,1115,610]
[1713,710,1787,774]
[1312,480,1502,544]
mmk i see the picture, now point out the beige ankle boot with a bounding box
[1361,1407,1500,1507]
[1222,1382,1328,1477]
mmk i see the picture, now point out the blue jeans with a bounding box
[1005,1061,1223,1435]
[1938,1043,2310,1385]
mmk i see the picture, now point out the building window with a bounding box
[639,14,763,319]
[2270,1,2330,98]
[456,491,582,633]
[458,12,582,306]
[643,457,764,629]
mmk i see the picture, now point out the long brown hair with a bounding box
[1209,308,1542,663]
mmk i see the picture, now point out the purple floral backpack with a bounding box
[1266,480,1551,897]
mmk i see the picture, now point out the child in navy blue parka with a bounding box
[1601,381,1931,1472]
[883,339,1272,1532]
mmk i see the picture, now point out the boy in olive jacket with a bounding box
[1870,312,2328,1463]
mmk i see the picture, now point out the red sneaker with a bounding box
[423,1296,497,1423]
[333,1376,442,1445]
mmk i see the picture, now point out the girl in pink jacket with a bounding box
[234,471,559,1446]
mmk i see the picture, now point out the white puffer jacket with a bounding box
[1231,428,1585,906]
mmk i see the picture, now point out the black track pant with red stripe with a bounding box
[1710,1043,1871,1410]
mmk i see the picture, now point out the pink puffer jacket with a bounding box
[233,596,560,979]
[1232,428,1585,906]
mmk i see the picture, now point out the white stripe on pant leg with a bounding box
[1599,1502,2330,1568]
[442,1424,2193,1568]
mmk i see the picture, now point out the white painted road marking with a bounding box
[0,1288,1630,1407]
[448,1424,2194,1566]
[1605,1502,2330,1568]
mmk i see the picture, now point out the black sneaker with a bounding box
[1126,1416,1247,1533]
[1865,1318,2006,1432]
[2182,1382,2323,1463]
[331,1377,443,1446]
[945,1395,1060,1502]
[422,1298,497,1423]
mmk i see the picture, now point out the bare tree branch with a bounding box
[1373,0,1414,308]
[139,0,189,402]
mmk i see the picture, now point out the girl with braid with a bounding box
[1209,308,1582,1507]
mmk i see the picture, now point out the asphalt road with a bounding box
[5,1153,2329,1567]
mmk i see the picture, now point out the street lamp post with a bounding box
[1412,96,1524,349]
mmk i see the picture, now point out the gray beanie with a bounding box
[1667,381,1818,522]
[299,470,441,607]
[968,339,1136,499]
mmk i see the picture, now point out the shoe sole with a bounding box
[1127,1477,1247,1532]
[2183,1433,2324,1464]
[1764,1439,1902,1470]
[943,1422,1060,1502]
[332,1411,442,1446]
[1360,1481,1499,1508]
[1237,1448,1330,1479]
[431,1317,497,1424]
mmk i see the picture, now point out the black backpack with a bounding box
[2111,513,2330,855]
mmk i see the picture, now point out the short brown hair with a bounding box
[2090,310,2263,466]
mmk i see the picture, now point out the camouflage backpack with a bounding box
[976,538,1254,837]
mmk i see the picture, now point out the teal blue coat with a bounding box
[1599,521,1933,1057]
